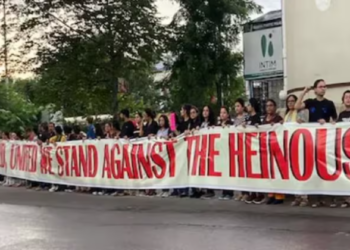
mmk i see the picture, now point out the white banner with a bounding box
[1,123,350,195]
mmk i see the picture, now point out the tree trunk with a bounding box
[216,80,223,108]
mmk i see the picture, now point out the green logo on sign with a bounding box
[261,33,274,57]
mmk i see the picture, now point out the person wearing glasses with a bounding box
[295,79,337,124]
[295,79,337,208]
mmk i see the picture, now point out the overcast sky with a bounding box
[156,0,281,23]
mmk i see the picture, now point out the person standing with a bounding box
[333,90,350,208]
[156,115,172,198]
[139,108,158,138]
[244,98,262,204]
[25,128,39,189]
[283,95,309,207]
[200,105,217,199]
[48,122,56,138]
[171,104,192,198]
[295,79,337,124]
[218,106,234,200]
[119,109,136,139]
[133,112,142,138]
[139,108,158,196]
[295,79,337,208]
[49,126,67,193]
[200,106,216,129]
[233,98,248,126]
[190,106,201,130]
[233,98,249,201]
[254,99,283,205]
[86,117,96,139]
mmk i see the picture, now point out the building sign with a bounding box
[243,27,283,80]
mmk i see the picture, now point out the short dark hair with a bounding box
[342,90,350,103]
[182,104,192,117]
[220,106,230,115]
[63,125,72,135]
[144,108,155,119]
[191,106,199,113]
[25,127,34,133]
[120,109,130,118]
[249,98,260,113]
[55,126,63,135]
[73,125,81,134]
[135,112,142,118]
[235,98,245,108]
[266,98,277,107]
[86,117,94,124]
[313,79,325,88]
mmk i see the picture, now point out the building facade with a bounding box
[284,0,350,110]
[243,10,284,113]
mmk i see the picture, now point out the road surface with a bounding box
[1,187,350,250]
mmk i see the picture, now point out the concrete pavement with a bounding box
[1,187,350,250]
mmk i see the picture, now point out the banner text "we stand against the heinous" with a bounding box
[1,123,350,195]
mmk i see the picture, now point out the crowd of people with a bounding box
[1,79,350,208]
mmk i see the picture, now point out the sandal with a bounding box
[311,201,325,208]
[330,203,337,208]
[291,199,301,207]
[300,200,309,207]
[341,202,350,208]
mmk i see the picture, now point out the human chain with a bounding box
[1,79,350,209]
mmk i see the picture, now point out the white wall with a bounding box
[284,0,350,106]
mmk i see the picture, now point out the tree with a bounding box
[15,0,167,114]
[0,0,24,79]
[11,37,163,117]
[166,0,260,110]
[0,83,40,134]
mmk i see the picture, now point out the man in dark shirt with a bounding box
[295,79,337,208]
[176,104,192,134]
[295,79,337,123]
[119,109,136,138]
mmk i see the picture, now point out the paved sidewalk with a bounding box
[0,187,349,218]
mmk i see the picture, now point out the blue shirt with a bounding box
[87,124,96,139]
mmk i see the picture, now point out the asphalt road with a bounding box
[1,187,350,250]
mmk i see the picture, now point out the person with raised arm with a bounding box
[295,79,337,208]
[295,79,337,124]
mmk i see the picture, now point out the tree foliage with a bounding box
[165,0,260,110]
[15,0,167,114]
[0,82,40,134]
